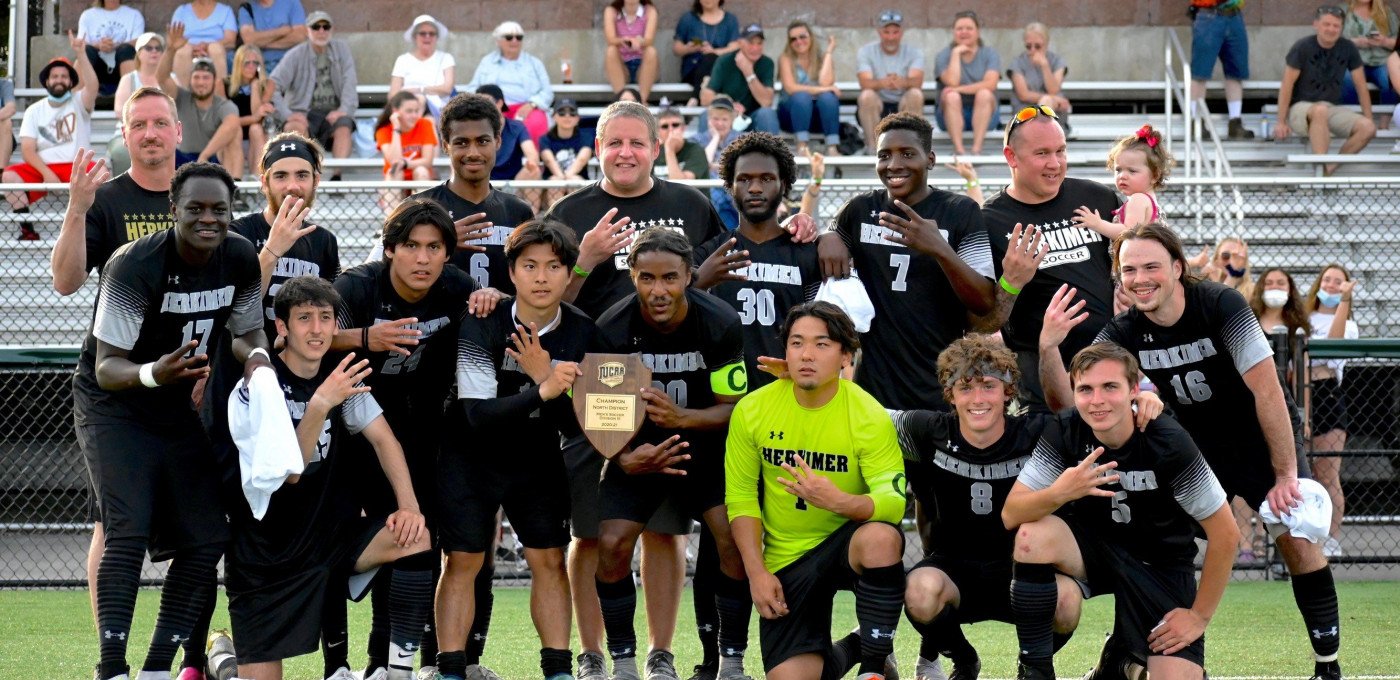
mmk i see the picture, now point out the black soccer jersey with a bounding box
[230,352,383,569]
[454,300,595,449]
[1019,412,1228,569]
[693,231,821,390]
[75,229,262,425]
[229,211,341,342]
[543,180,726,318]
[413,183,536,293]
[831,187,995,409]
[982,178,1121,357]
[593,288,747,461]
[893,409,1051,560]
[1094,281,1298,456]
[333,261,478,434]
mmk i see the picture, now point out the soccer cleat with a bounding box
[363,669,391,680]
[947,650,981,680]
[884,652,901,680]
[206,629,237,680]
[1082,633,1145,680]
[714,665,753,680]
[1016,661,1055,680]
[855,674,885,680]
[685,661,716,680]
[325,668,358,680]
[175,668,203,680]
[915,656,948,680]
[577,651,608,680]
[1311,660,1343,680]
[645,650,680,680]
[463,665,502,680]
[415,666,439,680]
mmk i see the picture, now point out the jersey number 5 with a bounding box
[1169,370,1212,404]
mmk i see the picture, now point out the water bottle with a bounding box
[207,630,237,680]
[659,96,671,107]
[561,59,573,84]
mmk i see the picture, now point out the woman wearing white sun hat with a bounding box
[390,14,456,116]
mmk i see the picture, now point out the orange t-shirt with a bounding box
[375,118,438,177]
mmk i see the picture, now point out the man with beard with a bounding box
[159,23,245,177]
[3,33,99,239]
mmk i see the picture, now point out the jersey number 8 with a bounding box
[970,482,994,515]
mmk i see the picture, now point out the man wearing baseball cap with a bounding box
[268,10,358,174]
[701,23,779,134]
[856,10,926,152]
[2,32,99,240]
[158,23,245,179]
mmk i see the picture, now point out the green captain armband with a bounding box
[711,361,749,396]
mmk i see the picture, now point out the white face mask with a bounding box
[1262,289,1289,309]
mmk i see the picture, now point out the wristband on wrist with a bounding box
[139,362,160,388]
[812,177,823,185]
[999,276,1021,295]
[247,347,270,362]
[965,180,979,188]
[361,326,370,350]
[573,264,591,278]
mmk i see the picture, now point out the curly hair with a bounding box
[439,92,503,141]
[874,111,934,154]
[1107,124,1174,189]
[936,334,1020,404]
[719,131,797,196]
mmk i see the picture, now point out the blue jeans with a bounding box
[749,106,780,134]
[1340,63,1398,106]
[778,91,841,144]
[1190,9,1250,81]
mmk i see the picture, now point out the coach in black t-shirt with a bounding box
[1275,6,1376,176]
[982,105,1121,410]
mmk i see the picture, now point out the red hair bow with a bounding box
[1136,125,1159,148]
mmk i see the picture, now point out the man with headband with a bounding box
[886,335,1162,680]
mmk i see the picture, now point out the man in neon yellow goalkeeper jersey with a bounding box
[726,300,908,680]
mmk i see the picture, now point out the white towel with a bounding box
[228,365,302,520]
[1257,478,1333,544]
[815,270,875,333]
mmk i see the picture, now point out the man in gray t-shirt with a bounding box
[1007,24,1071,121]
[857,10,926,151]
[159,28,244,176]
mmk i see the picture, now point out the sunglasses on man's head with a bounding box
[1003,105,1060,144]
[1316,5,1345,18]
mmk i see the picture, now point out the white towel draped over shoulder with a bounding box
[228,365,301,520]
[815,270,875,333]
[1257,478,1333,544]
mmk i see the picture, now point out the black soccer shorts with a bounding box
[439,443,572,553]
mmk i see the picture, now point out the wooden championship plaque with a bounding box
[573,353,650,459]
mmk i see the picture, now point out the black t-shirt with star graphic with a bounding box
[543,179,726,318]
[412,183,536,293]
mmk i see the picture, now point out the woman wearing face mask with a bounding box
[1190,236,1255,300]
[1305,264,1359,557]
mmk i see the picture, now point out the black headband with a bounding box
[262,139,320,174]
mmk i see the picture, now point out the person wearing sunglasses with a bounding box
[467,21,555,147]
[391,14,456,117]
[657,107,711,181]
[267,11,358,173]
[778,20,842,158]
[1008,22,1072,133]
[1276,4,1378,176]
[540,99,596,207]
[934,10,1002,157]
[235,0,308,77]
[109,32,175,176]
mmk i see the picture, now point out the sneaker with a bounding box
[947,650,980,680]
[915,656,949,680]
[1323,537,1343,558]
[325,668,358,680]
[645,650,680,680]
[364,669,390,680]
[1016,661,1055,680]
[1311,660,1343,680]
[175,668,203,680]
[855,674,885,680]
[885,652,901,680]
[577,652,608,680]
[206,629,237,680]
[1228,117,1257,140]
[715,662,753,680]
[685,661,716,680]
[1082,633,1141,680]
[464,665,502,680]
[17,222,38,241]
[416,666,440,680]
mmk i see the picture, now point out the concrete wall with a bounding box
[33,1,1320,87]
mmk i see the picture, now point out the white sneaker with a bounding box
[915,656,948,680]
[1324,536,1344,557]
[325,668,358,680]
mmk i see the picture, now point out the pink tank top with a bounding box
[614,4,648,62]
[1112,192,1161,223]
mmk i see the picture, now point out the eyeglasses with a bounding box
[789,34,810,42]
[1003,104,1060,144]
[417,31,438,37]
[556,108,578,116]
[1024,43,1043,50]
[310,23,332,31]
[245,60,263,67]
[1316,5,1345,18]
[141,44,164,52]
[659,122,683,129]
[501,34,524,41]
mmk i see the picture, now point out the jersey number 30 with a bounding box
[736,288,776,326]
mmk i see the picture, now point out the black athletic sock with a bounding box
[322,581,351,676]
[1292,566,1341,661]
[911,613,976,663]
[827,630,861,676]
[143,544,222,672]
[388,568,436,675]
[595,576,639,660]
[97,536,145,680]
[178,576,217,670]
[854,563,904,673]
[541,647,572,677]
[715,574,752,658]
[465,556,494,665]
[437,650,467,679]
[692,525,721,669]
[367,570,391,673]
[1011,562,1059,668]
[1052,630,1073,653]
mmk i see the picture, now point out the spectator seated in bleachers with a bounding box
[160,24,244,178]
[1008,22,1072,132]
[1275,5,1377,176]
[236,0,306,75]
[78,0,144,97]
[673,0,741,106]
[615,85,643,103]
[109,31,174,176]
[934,10,1002,156]
[466,21,553,147]
[701,23,779,134]
[778,20,841,157]
[391,14,455,118]
[269,10,356,178]
[857,10,925,152]
[1342,0,1398,120]
[375,90,437,211]
[475,84,541,186]
[604,0,660,103]
[539,98,594,205]
[226,44,273,175]
[0,78,13,170]
[4,37,98,241]
[692,96,743,229]
[169,0,235,85]
[657,106,709,180]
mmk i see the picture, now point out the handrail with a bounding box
[1164,29,1193,178]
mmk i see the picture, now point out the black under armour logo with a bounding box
[769,431,784,440]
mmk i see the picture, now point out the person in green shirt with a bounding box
[726,300,907,680]
[702,23,779,133]
[657,107,710,180]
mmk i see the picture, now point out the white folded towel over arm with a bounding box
[227,364,302,520]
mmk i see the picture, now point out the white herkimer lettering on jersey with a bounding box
[160,285,236,314]
[1034,223,1103,270]
[859,221,946,247]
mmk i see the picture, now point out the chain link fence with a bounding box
[1,178,1398,585]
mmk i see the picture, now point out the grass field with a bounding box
[3,581,1399,679]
